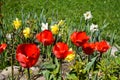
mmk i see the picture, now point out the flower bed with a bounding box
[0,11,120,80]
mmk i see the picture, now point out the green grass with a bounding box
[2,0,120,45]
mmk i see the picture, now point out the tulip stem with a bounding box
[11,53,14,80]
[11,30,16,80]
[79,53,83,61]
[77,47,83,61]
[27,68,31,80]
[98,53,102,62]
[59,59,62,80]
[11,39,15,80]
[88,55,91,62]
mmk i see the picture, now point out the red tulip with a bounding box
[82,42,95,55]
[53,42,70,59]
[0,43,7,54]
[16,43,40,68]
[95,40,110,53]
[70,31,89,47]
[70,31,79,46]
[36,30,54,46]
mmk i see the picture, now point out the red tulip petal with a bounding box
[70,31,78,43]
[53,42,69,59]
[76,32,89,46]
[16,43,40,68]
[82,42,95,55]
[16,53,29,68]
[95,40,110,53]
[70,31,89,47]
[36,30,54,46]
[0,43,7,54]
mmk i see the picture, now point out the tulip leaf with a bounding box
[115,57,120,64]
[49,74,56,80]
[0,30,2,39]
[55,57,59,67]
[66,73,78,80]
[45,64,56,70]
[41,61,56,70]
[85,56,97,71]
[93,74,98,80]
[42,70,50,80]
[110,76,117,80]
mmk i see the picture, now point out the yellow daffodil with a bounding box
[51,24,59,34]
[58,20,64,26]
[13,18,21,29]
[65,48,75,62]
[23,27,30,38]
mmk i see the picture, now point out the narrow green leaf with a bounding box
[42,70,50,80]
[66,73,78,80]
[41,61,56,70]
[100,23,109,30]
[93,74,98,80]
[85,57,97,71]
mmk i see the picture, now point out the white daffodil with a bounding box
[83,11,93,20]
[90,23,98,32]
[41,22,48,31]
[6,33,12,40]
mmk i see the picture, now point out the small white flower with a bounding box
[6,33,12,40]
[90,23,98,32]
[83,11,93,20]
[41,22,48,31]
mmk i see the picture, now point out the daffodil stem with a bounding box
[59,59,62,80]
[27,68,30,80]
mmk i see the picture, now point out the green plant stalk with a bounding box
[87,55,91,79]
[11,51,14,80]
[79,53,83,61]
[42,44,47,59]
[11,36,15,80]
[1,53,5,68]
[88,55,91,62]
[85,20,88,26]
[1,1,6,69]
[42,44,45,54]
[59,59,62,80]
[27,68,31,80]
[11,29,16,80]
[76,47,83,61]
[46,46,50,60]
[17,66,22,80]
[98,53,102,62]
